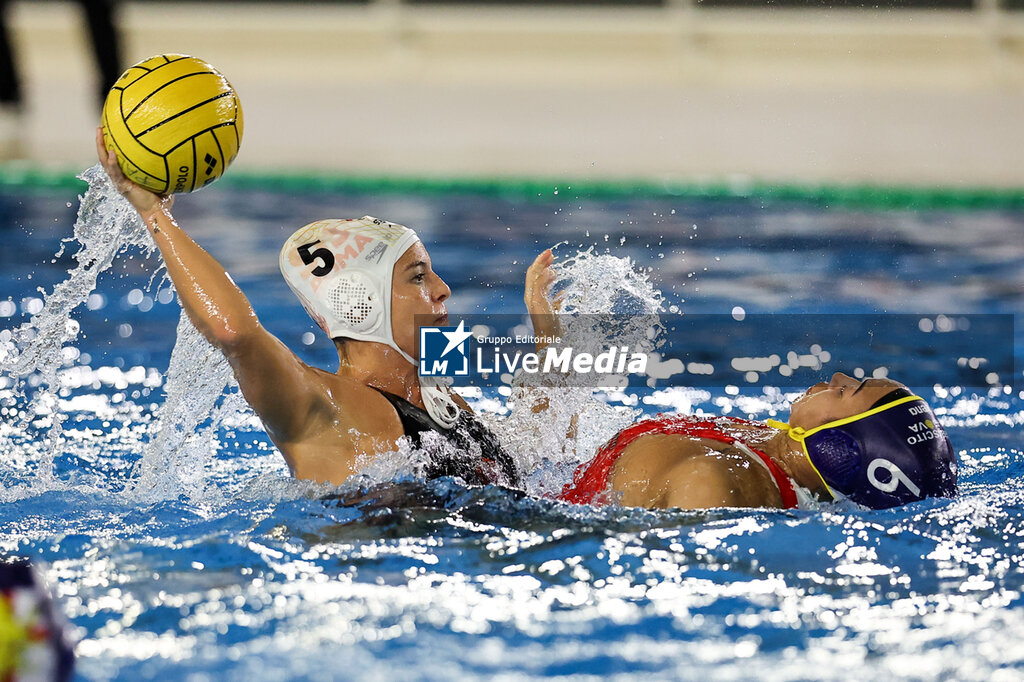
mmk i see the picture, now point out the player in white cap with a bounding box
[97,129,519,487]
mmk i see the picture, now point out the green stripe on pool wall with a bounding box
[2,164,1023,211]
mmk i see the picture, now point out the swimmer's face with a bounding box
[788,372,906,430]
[391,242,451,359]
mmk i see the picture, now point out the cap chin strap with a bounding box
[382,341,460,430]
[766,418,834,497]
[420,376,460,429]
[766,394,924,499]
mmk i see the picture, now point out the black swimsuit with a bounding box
[373,388,521,488]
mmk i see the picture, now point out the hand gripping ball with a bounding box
[101,54,243,194]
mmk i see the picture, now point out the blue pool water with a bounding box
[1,172,1023,680]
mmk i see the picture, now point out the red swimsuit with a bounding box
[558,415,800,509]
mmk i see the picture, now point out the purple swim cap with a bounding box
[771,394,957,509]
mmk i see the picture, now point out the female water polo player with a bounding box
[561,372,957,510]
[96,128,957,511]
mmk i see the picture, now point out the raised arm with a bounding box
[525,249,561,354]
[96,128,329,444]
[520,249,578,438]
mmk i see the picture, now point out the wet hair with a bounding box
[333,337,350,366]
[870,386,915,409]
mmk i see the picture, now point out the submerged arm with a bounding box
[96,128,327,444]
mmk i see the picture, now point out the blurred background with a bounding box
[0,0,1021,188]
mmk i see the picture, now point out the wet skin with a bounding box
[388,242,451,360]
[787,372,904,430]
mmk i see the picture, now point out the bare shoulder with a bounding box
[272,370,409,484]
[608,433,783,510]
[661,445,783,509]
[304,367,403,433]
[607,433,705,507]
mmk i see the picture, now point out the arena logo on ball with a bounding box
[418,319,649,382]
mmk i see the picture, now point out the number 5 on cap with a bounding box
[298,240,335,277]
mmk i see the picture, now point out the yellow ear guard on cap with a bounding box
[765,417,835,498]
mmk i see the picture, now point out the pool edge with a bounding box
[2,164,1022,211]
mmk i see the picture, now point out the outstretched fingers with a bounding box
[525,248,563,341]
[95,127,128,189]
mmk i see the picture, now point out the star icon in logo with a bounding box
[439,320,473,358]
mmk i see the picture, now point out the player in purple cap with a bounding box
[557,371,957,510]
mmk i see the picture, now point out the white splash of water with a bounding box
[0,166,150,487]
[554,248,665,317]
[492,248,666,497]
[0,165,236,502]
[3,168,151,378]
[356,437,423,483]
[129,310,235,503]
[554,248,665,367]
[494,383,636,497]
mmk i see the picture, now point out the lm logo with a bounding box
[419,320,473,376]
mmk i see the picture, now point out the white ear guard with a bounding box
[326,270,384,335]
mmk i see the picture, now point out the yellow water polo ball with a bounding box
[101,54,243,194]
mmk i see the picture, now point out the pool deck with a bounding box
[3,1,1024,188]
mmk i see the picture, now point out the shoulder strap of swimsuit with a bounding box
[371,387,448,440]
[727,440,800,509]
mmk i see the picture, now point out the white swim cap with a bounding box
[280,216,420,363]
[280,216,460,428]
